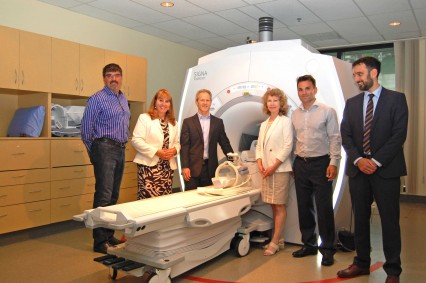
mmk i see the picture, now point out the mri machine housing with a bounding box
[178,39,358,245]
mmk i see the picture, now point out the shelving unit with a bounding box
[0,25,146,234]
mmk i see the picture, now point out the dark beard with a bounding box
[358,74,374,91]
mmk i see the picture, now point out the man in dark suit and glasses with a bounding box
[338,56,408,283]
[180,89,233,190]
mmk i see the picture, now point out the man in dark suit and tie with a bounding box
[338,57,408,283]
[180,89,233,190]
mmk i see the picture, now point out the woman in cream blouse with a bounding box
[132,89,180,199]
[256,88,293,256]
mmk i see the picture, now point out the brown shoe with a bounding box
[385,275,399,283]
[337,264,370,278]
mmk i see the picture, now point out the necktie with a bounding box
[363,93,374,154]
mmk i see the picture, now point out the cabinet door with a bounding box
[0,26,19,89]
[19,31,51,92]
[51,38,80,95]
[127,55,147,102]
[80,44,105,97]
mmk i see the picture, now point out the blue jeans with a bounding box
[90,140,125,247]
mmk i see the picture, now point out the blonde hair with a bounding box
[262,88,289,116]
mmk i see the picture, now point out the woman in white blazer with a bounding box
[132,89,180,199]
[256,88,293,256]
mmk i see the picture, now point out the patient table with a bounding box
[74,187,263,282]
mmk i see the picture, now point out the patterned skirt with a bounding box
[137,160,174,199]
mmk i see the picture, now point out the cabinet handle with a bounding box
[15,69,18,84]
[58,186,71,190]
[73,150,84,153]
[12,152,25,156]
[28,190,42,194]
[75,78,79,91]
[80,79,84,91]
[60,204,71,207]
[0,194,7,198]
[28,209,42,213]
[12,175,25,179]
[0,214,8,218]
[21,70,24,85]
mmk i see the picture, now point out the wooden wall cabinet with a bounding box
[0,25,146,234]
[0,26,51,92]
[52,39,105,97]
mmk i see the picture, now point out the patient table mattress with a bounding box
[75,188,260,237]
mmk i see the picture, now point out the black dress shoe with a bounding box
[93,242,115,254]
[321,254,334,266]
[337,264,370,278]
[292,247,318,258]
[108,237,124,246]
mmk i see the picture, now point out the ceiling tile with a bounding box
[89,0,173,23]
[34,0,426,52]
[155,19,217,40]
[289,22,334,35]
[383,30,421,40]
[328,17,382,38]
[70,4,143,27]
[414,8,426,32]
[299,0,364,21]
[183,13,250,35]
[369,10,419,34]
[257,0,322,26]
[313,38,350,48]
[131,0,208,18]
[410,0,426,9]
[215,9,260,33]
[354,0,412,16]
[238,5,272,20]
[186,0,249,12]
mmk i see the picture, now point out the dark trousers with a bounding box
[349,173,401,276]
[90,140,125,247]
[293,156,336,254]
[184,162,213,190]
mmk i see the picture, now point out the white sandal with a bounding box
[263,242,279,256]
[263,238,285,249]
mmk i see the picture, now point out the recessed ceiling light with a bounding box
[389,21,401,26]
[161,2,174,7]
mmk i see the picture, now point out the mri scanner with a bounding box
[75,39,357,282]
[178,39,358,245]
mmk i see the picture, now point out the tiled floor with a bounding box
[0,202,425,283]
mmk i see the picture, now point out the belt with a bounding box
[296,154,329,162]
[95,138,126,148]
[363,154,372,159]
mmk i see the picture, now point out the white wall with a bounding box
[0,0,206,108]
